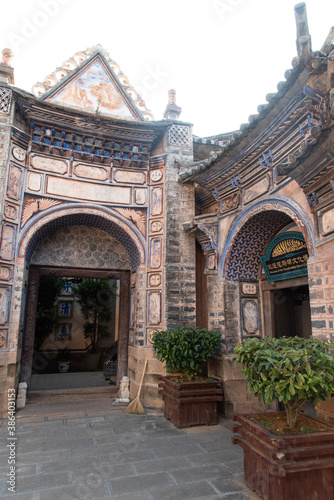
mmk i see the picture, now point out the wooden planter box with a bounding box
[158,376,223,428]
[232,412,334,500]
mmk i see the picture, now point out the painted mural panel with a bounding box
[150,220,162,233]
[150,186,163,215]
[113,169,146,185]
[134,188,147,205]
[148,273,161,287]
[48,59,137,120]
[321,207,334,235]
[0,224,15,260]
[28,172,42,192]
[150,170,163,182]
[243,176,269,204]
[7,165,23,200]
[74,163,108,181]
[242,299,258,336]
[0,286,10,325]
[4,203,18,222]
[12,146,26,163]
[148,291,161,325]
[46,176,131,204]
[149,237,161,269]
[0,266,12,281]
[30,155,68,174]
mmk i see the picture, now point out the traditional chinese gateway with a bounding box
[0,4,333,422]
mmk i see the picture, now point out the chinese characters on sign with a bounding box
[260,232,308,282]
[58,301,72,317]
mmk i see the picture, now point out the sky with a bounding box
[1,0,334,137]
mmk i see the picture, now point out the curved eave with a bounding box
[12,88,170,145]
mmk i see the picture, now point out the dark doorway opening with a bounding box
[21,266,130,391]
[273,284,311,338]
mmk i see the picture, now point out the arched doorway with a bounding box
[18,207,146,393]
[222,202,315,341]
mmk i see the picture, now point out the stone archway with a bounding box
[18,207,146,390]
[221,199,315,281]
[221,200,315,343]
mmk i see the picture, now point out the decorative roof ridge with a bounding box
[180,5,333,185]
[31,44,154,121]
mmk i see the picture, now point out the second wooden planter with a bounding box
[158,376,223,428]
[232,412,334,500]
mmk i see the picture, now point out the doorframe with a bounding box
[20,265,131,389]
[260,276,309,338]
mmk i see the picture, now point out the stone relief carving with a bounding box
[4,204,18,221]
[242,299,258,336]
[21,198,62,228]
[27,173,42,192]
[147,328,159,345]
[74,163,108,181]
[148,291,161,325]
[150,220,162,233]
[113,208,146,237]
[134,188,147,205]
[30,155,68,174]
[148,273,161,287]
[0,330,7,348]
[0,266,12,281]
[12,146,26,163]
[7,165,22,200]
[243,176,270,204]
[150,170,163,182]
[114,169,146,185]
[0,224,15,260]
[0,87,12,114]
[220,193,239,213]
[168,124,191,147]
[149,237,161,269]
[150,186,163,216]
[0,286,10,324]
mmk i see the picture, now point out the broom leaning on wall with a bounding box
[124,359,148,415]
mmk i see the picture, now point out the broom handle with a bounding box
[137,359,147,398]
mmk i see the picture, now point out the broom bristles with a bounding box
[124,359,147,415]
[124,397,145,414]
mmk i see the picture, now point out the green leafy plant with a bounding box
[72,279,117,354]
[34,277,66,350]
[152,327,221,381]
[234,336,334,429]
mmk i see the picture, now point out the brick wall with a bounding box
[308,246,334,342]
[163,126,196,329]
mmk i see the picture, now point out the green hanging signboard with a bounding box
[260,232,308,282]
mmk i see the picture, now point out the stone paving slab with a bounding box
[0,408,260,499]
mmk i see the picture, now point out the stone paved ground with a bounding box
[0,407,260,500]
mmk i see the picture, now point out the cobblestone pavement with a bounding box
[0,407,260,499]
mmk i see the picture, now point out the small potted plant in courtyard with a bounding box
[232,335,334,500]
[152,327,223,428]
[57,347,71,373]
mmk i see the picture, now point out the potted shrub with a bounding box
[57,347,71,373]
[72,279,117,371]
[152,327,223,428]
[232,335,334,500]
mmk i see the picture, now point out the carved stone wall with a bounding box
[31,225,131,269]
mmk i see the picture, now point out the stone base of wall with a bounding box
[128,345,164,409]
[0,357,19,418]
[209,355,273,418]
